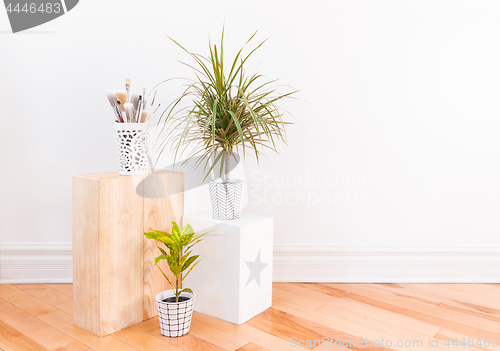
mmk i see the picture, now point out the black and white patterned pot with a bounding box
[209,180,243,220]
[156,290,195,337]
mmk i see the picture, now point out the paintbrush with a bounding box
[115,91,127,113]
[124,103,135,123]
[106,90,123,122]
[143,90,158,123]
[135,95,143,122]
[150,90,157,107]
[153,103,161,114]
[125,78,131,102]
[130,92,140,112]
[145,103,161,123]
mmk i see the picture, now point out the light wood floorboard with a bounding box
[0,283,499,350]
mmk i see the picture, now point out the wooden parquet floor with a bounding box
[1,283,500,350]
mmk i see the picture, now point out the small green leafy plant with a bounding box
[144,221,205,302]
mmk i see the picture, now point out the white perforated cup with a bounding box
[115,123,149,175]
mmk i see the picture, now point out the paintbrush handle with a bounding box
[135,96,143,123]
[116,106,124,123]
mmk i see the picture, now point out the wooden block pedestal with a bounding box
[72,170,183,337]
[183,212,273,324]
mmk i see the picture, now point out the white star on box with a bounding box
[245,250,268,287]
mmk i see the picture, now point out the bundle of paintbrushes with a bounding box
[106,79,159,123]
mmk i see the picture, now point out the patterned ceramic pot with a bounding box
[156,290,195,337]
[115,123,149,175]
[209,180,243,220]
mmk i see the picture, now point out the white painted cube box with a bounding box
[182,212,273,324]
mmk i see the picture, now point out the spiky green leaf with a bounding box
[155,30,297,181]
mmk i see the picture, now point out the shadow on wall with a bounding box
[136,153,241,198]
[4,0,80,33]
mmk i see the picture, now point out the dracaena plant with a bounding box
[144,221,205,302]
[155,30,297,183]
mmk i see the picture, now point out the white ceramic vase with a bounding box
[209,180,243,220]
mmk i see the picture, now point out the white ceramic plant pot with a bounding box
[156,290,195,337]
[115,123,149,175]
[209,180,243,220]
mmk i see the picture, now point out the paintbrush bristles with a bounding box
[130,93,140,112]
[106,90,123,122]
[106,90,116,106]
[115,91,127,112]
[108,83,151,123]
[124,103,135,123]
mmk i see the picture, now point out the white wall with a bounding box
[1,0,500,282]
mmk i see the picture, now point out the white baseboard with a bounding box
[0,243,72,284]
[2,244,500,284]
[273,246,500,283]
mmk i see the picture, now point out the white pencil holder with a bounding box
[115,123,149,175]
